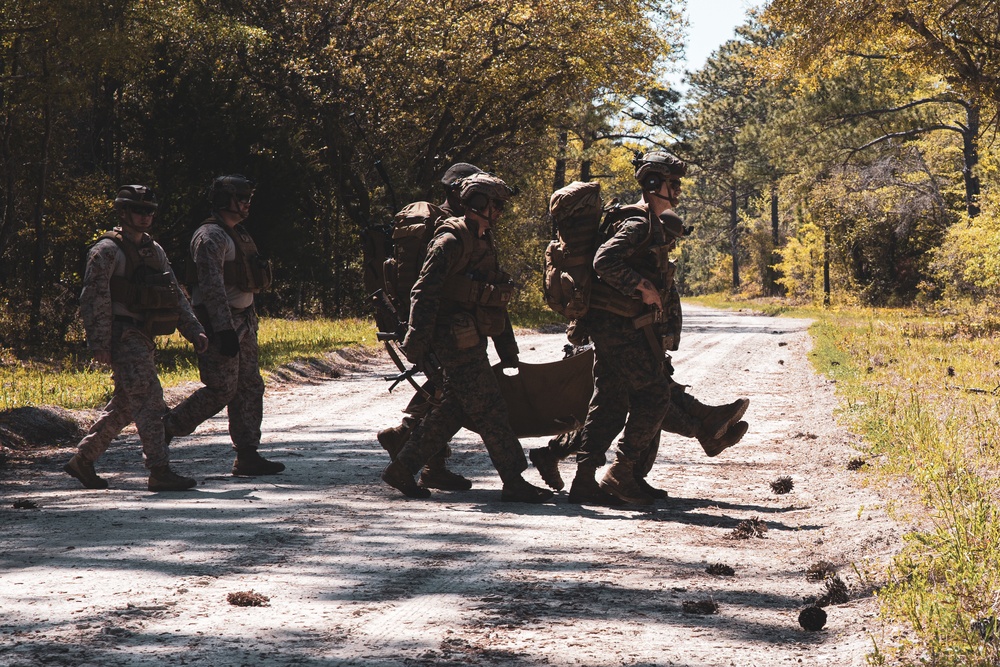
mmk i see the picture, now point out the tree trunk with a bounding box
[579,159,591,182]
[729,187,740,290]
[823,227,831,307]
[29,64,53,341]
[764,184,783,296]
[962,102,981,218]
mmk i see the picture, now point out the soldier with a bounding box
[376,162,484,491]
[567,151,746,506]
[64,185,209,492]
[380,173,553,503]
[163,175,284,476]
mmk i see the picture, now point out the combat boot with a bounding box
[148,465,196,492]
[377,424,410,460]
[419,456,472,491]
[382,460,431,499]
[500,476,554,504]
[63,454,109,490]
[600,457,654,505]
[691,398,750,441]
[232,448,285,476]
[699,420,749,457]
[529,447,564,490]
[634,476,669,500]
[568,463,624,506]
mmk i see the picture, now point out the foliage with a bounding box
[0,0,681,352]
[807,306,1000,665]
[0,317,375,412]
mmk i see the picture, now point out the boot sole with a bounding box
[708,399,750,440]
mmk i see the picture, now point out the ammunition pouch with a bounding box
[450,312,482,350]
[224,254,272,293]
[442,273,514,308]
[589,282,643,317]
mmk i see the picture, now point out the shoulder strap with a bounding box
[434,217,476,275]
[99,230,143,277]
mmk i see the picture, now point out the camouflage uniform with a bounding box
[577,212,673,470]
[75,230,204,469]
[394,216,527,482]
[164,215,266,455]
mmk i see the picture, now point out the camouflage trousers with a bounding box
[77,322,170,469]
[578,312,671,467]
[165,308,264,451]
[395,381,453,465]
[396,338,527,482]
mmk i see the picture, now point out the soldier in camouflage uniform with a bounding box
[381,173,553,503]
[567,152,747,506]
[377,162,484,491]
[64,185,209,492]
[163,175,284,476]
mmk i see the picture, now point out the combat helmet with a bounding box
[458,173,514,213]
[114,185,158,213]
[209,174,255,209]
[441,162,483,188]
[633,151,687,193]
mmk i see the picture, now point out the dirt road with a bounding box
[0,304,901,666]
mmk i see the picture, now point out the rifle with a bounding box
[371,289,439,403]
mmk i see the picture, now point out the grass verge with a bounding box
[712,295,1000,666]
[0,317,376,412]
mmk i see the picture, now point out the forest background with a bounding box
[4,0,1000,343]
[4,1,1000,665]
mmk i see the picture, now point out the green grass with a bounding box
[794,306,1000,666]
[695,293,1000,663]
[0,317,376,412]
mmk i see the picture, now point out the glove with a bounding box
[499,353,519,369]
[400,335,426,367]
[216,329,240,358]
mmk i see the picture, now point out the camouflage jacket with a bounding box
[592,208,682,345]
[80,230,203,353]
[189,215,255,333]
[405,217,518,360]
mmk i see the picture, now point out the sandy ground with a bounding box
[0,304,903,666]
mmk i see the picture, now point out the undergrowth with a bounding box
[0,317,376,412]
[806,307,1000,666]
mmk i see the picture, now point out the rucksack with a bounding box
[543,182,649,319]
[543,182,603,319]
[382,202,473,325]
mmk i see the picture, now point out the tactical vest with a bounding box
[101,230,180,337]
[588,209,680,354]
[187,219,273,293]
[436,218,515,340]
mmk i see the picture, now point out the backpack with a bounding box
[382,202,473,325]
[543,182,649,320]
[542,182,603,319]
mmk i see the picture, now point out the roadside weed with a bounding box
[0,317,376,411]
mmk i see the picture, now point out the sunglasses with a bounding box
[237,196,253,205]
[128,206,156,217]
[490,199,506,212]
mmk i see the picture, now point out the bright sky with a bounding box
[668,0,768,88]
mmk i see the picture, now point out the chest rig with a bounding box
[437,218,514,338]
[187,218,273,293]
[102,230,180,337]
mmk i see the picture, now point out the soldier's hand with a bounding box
[216,329,240,357]
[400,334,426,367]
[193,333,209,354]
[92,350,112,365]
[637,279,662,309]
[499,353,519,369]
